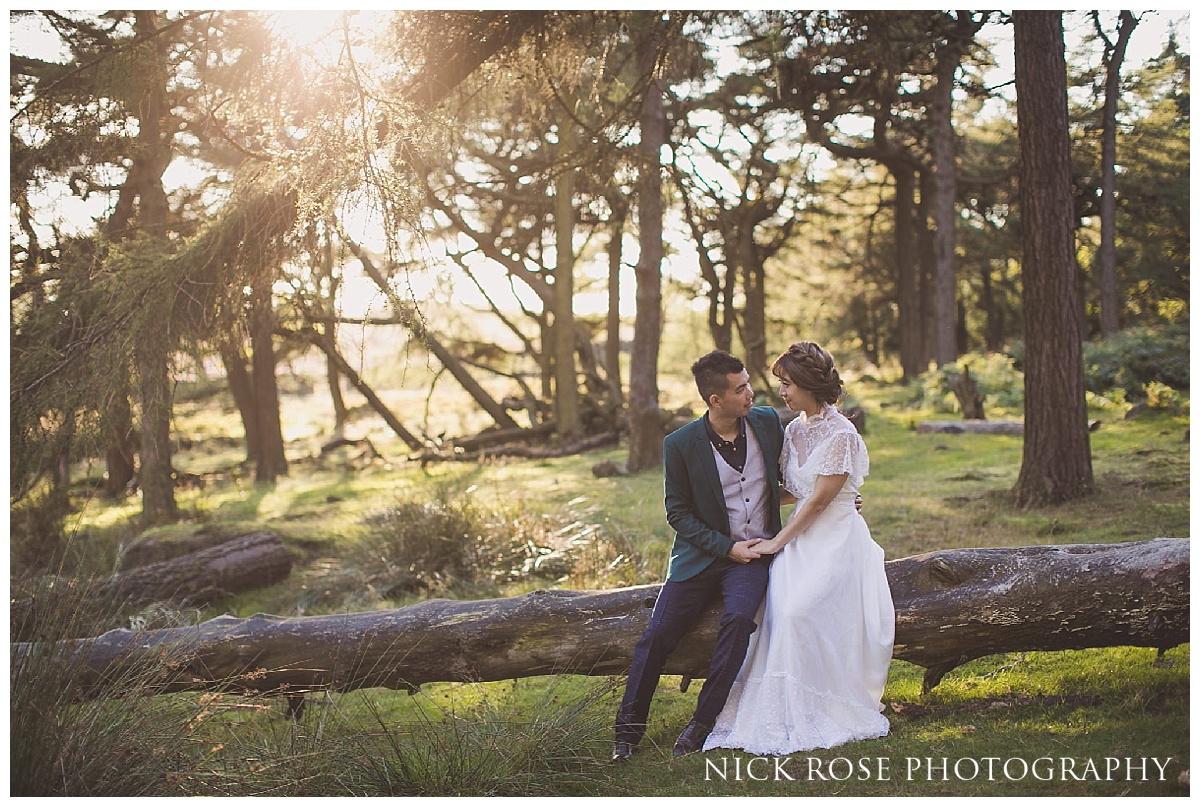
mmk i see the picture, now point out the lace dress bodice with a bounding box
[780,404,869,502]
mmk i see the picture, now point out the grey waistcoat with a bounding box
[711,428,773,543]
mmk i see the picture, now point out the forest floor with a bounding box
[13,376,1191,797]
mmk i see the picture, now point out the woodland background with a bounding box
[11,10,1190,526]
[8,10,1191,797]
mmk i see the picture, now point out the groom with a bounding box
[612,349,784,761]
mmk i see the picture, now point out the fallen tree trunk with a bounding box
[479,432,618,459]
[451,422,557,451]
[12,532,293,642]
[299,326,425,451]
[917,420,1024,435]
[917,420,1101,435]
[101,531,293,606]
[419,431,619,463]
[12,539,1186,699]
[886,538,1187,689]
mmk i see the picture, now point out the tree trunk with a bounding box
[129,9,179,525]
[424,431,618,462]
[930,46,959,367]
[320,239,350,439]
[104,381,137,498]
[1013,10,1095,506]
[446,421,557,451]
[16,539,1186,700]
[553,112,582,441]
[738,225,768,383]
[894,164,923,380]
[680,191,731,353]
[605,201,626,414]
[327,355,348,440]
[136,337,179,527]
[917,169,938,367]
[105,532,291,605]
[249,275,288,483]
[218,339,260,464]
[627,14,667,473]
[1094,11,1137,337]
[887,538,1186,690]
[979,260,1005,352]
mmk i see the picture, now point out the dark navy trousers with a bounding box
[614,554,771,745]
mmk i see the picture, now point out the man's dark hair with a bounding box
[691,350,745,405]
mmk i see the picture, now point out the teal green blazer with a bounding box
[662,406,784,581]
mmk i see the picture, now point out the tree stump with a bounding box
[950,365,986,419]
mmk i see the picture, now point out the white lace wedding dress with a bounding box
[704,404,895,756]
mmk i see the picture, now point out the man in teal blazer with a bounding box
[613,350,784,760]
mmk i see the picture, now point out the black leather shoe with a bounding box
[672,721,712,757]
[611,740,635,763]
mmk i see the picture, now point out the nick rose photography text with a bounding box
[703,756,1175,783]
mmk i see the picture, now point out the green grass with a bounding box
[12,376,1191,796]
[593,646,1188,797]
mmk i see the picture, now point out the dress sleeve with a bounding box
[816,429,869,488]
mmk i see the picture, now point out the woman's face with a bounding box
[776,372,817,413]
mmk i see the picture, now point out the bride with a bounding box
[704,341,895,756]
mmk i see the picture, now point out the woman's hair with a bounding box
[771,341,843,405]
[691,349,745,404]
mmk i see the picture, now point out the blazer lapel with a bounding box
[685,419,726,519]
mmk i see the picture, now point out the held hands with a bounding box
[753,536,784,555]
[727,492,861,563]
[727,539,764,564]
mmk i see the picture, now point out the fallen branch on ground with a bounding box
[11,532,293,642]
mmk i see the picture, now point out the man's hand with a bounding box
[855,492,863,513]
[727,539,763,564]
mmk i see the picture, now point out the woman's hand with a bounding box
[755,537,784,555]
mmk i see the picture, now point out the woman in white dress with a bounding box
[704,341,895,756]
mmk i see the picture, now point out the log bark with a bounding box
[887,538,1187,689]
[918,420,1024,435]
[13,539,1185,699]
[105,532,292,604]
[12,533,293,641]
[120,529,258,570]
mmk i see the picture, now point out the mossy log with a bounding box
[11,532,293,642]
[99,531,293,604]
[11,539,1186,699]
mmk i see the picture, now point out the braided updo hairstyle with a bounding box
[771,341,843,405]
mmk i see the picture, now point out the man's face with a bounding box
[712,370,754,416]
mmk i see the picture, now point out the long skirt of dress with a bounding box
[704,494,895,756]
